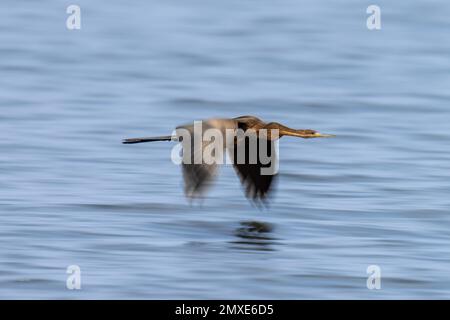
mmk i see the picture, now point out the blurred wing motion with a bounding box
[177,121,221,198]
[231,137,277,201]
[178,117,277,201]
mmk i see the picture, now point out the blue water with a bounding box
[1,0,450,299]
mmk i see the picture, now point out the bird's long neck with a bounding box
[263,122,306,138]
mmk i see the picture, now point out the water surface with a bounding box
[1,0,450,299]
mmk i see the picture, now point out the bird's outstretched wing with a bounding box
[231,136,278,202]
[177,117,278,201]
[181,141,218,199]
[177,121,222,199]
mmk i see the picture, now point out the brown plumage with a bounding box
[123,115,334,202]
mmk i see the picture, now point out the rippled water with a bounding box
[1,0,450,299]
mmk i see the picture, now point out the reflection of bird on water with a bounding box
[123,115,334,202]
[232,221,277,251]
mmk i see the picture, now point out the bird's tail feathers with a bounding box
[122,135,175,144]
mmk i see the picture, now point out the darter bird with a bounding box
[123,116,334,202]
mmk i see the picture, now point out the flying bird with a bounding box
[123,116,334,202]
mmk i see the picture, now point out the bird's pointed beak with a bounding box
[312,132,335,138]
